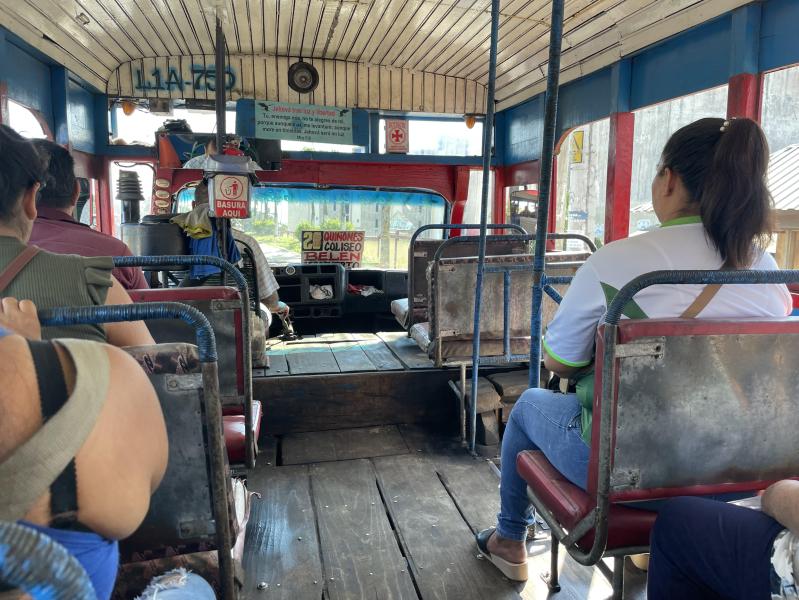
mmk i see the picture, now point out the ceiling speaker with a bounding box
[288,61,320,94]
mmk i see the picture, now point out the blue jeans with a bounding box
[648,497,784,600]
[134,569,217,599]
[497,388,590,541]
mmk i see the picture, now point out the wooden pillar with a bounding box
[604,112,634,243]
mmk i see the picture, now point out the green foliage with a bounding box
[295,220,314,241]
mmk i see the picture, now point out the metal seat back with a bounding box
[590,317,799,502]
[130,287,244,407]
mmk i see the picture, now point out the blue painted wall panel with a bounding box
[630,15,731,110]
[502,94,543,164]
[67,78,96,153]
[556,68,612,136]
[4,41,53,132]
[760,0,799,72]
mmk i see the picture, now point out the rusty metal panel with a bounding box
[611,333,799,493]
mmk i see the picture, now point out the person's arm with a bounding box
[541,260,605,379]
[763,480,799,535]
[0,297,41,340]
[104,276,155,347]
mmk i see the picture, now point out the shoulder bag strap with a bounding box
[680,283,723,319]
[0,246,40,294]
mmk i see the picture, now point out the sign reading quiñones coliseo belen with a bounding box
[255,101,354,145]
[301,230,365,268]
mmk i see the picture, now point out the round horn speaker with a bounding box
[288,61,320,94]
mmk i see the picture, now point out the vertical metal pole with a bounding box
[468,0,500,454]
[215,16,226,152]
[529,0,565,388]
[215,15,229,268]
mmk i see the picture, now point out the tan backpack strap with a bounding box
[0,246,40,294]
[680,283,722,319]
[0,339,110,521]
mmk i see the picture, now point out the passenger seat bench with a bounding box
[518,317,799,598]
[129,287,261,464]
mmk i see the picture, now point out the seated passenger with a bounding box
[181,181,288,317]
[29,140,149,291]
[0,125,152,346]
[648,484,799,599]
[182,137,262,171]
[476,117,792,581]
[0,298,214,599]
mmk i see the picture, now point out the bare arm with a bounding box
[763,480,799,535]
[103,277,155,347]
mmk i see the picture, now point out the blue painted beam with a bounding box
[730,4,761,75]
[50,67,69,145]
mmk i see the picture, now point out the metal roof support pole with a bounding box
[215,15,229,268]
[529,0,565,388]
[468,0,500,454]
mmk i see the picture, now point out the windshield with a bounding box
[176,184,447,269]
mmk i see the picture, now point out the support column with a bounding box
[727,73,761,120]
[604,112,634,243]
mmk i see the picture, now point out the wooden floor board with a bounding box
[358,333,406,371]
[261,351,289,377]
[378,332,436,370]
[282,426,410,465]
[311,460,419,599]
[282,341,341,375]
[242,465,323,599]
[374,454,523,599]
[331,341,379,372]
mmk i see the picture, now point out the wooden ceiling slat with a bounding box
[380,0,441,66]
[253,54,267,99]
[141,0,186,56]
[360,0,407,65]
[277,0,294,56]
[369,0,421,65]
[262,0,278,55]
[323,59,336,104]
[345,61,357,106]
[0,9,104,90]
[114,0,171,57]
[289,0,310,56]
[312,0,340,56]
[357,62,369,108]
[266,54,279,101]
[412,0,483,72]
[380,65,392,109]
[248,0,264,54]
[347,0,393,63]
[464,0,608,81]
[441,0,553,78]
[185,0,215,55]
[482,0,634,85]
[422,71,434,111]
[42,0,132,64]
[411,69,423,111]
[323,1,355,57]
[332,2,370,60]
[172,0,209,54]
[401,68,412,110]
[224,0,243,53]
[335,60,347,106]
[423,0,529,75]
[302,0,325,55]
[74,0,139,60]
[149,0,195,55]
[368,64,381,107]
[341,1,380,61]
[395,2,462,69]
[492,1,663,89]
[7,2,117,76]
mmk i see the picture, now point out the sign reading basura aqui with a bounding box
[255,101,354,145]
[301,230,365,268]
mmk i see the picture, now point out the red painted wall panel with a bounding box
[604,112,635,243]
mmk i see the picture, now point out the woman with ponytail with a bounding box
[477,117,792,582]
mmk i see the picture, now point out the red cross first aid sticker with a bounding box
[385,119,409,154]
[212,174,251,219]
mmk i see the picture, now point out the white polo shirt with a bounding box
[544,216,792,368]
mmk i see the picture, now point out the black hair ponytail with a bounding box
[660,117,772,269]
[0,125,46,220]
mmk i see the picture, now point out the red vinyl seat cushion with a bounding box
[516,450,657,551]
[223,400,262,463]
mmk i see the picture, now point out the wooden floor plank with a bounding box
[358,333,405,371]
[331,341,379,372]
[377,332,435,370]
[283,341,341,375]
[374,454,522,600]
[261,351,290,377]
[282,426,410,465]
[242,465,323,599]
[311,460,419,600]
